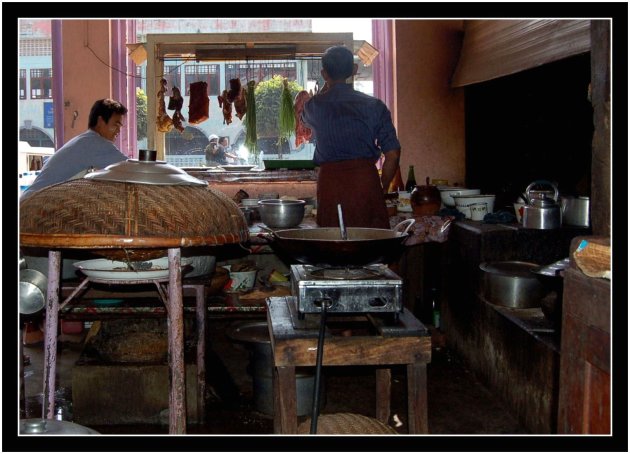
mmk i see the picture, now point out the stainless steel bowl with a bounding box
[257,199,305,228]
[20,269,48,314]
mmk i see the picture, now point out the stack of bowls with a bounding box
[241,198,260,208]
[438,187,481,208]
[452,194,496,220]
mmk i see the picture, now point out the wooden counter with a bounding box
[185,168,318,201]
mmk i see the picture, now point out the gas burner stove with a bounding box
[290,264,403,316]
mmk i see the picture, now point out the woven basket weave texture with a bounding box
[20,179,249,255]
[297,412,398,434]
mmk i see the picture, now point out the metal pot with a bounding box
[560,196,590,227]
[265,219,415,266]
[258,199,305,228]
[479,261,549,308]
[521,180,561,229]
[20,268,48,314]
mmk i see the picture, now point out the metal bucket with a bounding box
[227,321,320,416]
[20,418,99,434]
[19,269,47,314]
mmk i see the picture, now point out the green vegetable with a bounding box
[278,78,296,144]
[244,80,257,153]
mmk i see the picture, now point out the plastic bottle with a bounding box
[431,287,441,329]
[405,165,417,192]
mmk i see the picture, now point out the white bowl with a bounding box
[241,198,260,207]
[439,188,481,207]
[453,194,496,219]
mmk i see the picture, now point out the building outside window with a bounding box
[30,68,52,99]
[184,64,220,96]
[163,64,181,91]
[225,61,297,86]
[134,65,143,91]
[20,69,27,99]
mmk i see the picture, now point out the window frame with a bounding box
[184,64,220,96]
[19,69,27,99]
[30,68,53,100]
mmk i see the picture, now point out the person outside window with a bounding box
[205,134,239,166]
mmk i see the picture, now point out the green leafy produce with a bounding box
[278,78,296,143]
[244,80,257,153]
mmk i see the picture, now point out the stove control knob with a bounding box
[368,297,388,308]
[313,297,335,310]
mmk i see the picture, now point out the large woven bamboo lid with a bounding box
[20,178,249,260]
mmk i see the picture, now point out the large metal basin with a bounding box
[479,261,549,308]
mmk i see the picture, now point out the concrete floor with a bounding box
[19,316,528,445]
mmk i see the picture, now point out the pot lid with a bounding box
[20,418,100,434]
[85,159,207,186]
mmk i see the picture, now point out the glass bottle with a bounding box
[387,166,405,193]
[431,287,441,329]
[405,165,417,192]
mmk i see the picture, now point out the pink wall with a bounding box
[394,20,466,187]
[61,20,112,144]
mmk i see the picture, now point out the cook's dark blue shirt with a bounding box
[301,83,401,165]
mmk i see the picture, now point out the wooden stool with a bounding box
[266,296,432,434]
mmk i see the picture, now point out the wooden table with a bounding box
[42,248,192,434]
[266,296,432,434]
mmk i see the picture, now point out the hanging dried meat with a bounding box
[233,84,247,120]
[226,78,241,104]
[156,78,174,133]
[217,89,233,125]
[168,86,186,133]
[294,90,312,147]
[188,81,209,125]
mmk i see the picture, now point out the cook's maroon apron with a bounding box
[317,158,390,229]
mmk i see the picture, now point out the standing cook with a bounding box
[24,98,128,195]
[301,45,401,229]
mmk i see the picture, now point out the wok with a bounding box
[264,219,415,266]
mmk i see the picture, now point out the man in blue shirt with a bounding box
[302,45,401,229]
[21,98,128,281]
[24,98,128,195]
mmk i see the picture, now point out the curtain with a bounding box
[371,19,395,115]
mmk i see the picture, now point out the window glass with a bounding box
[184,64,220,96]
[20,69,27,99]
[30,68,53,99]
[158,58,323,168]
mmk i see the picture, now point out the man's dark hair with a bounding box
[321,46,354,80]
[88,98,128,128]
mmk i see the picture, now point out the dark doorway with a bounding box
[464,53,594,210]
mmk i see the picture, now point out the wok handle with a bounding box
[392,218,415,234]
[256,225,277,243]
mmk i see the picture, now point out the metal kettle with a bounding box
[521,180,562,229]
